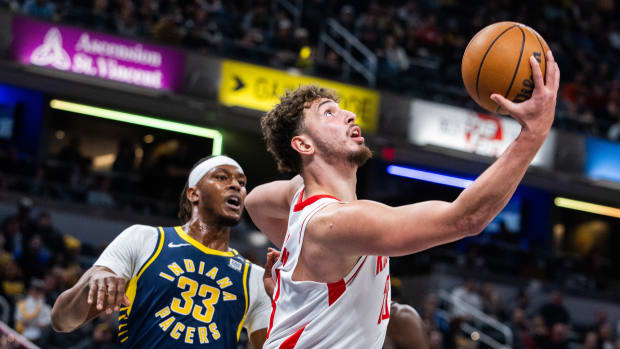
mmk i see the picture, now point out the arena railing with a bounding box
[0,321,41,349]
[271,0,303,30]
[0,296,9,324]
[437,289,513,348]
[318,18,377,86]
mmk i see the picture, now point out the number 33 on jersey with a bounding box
[118,226,252,348]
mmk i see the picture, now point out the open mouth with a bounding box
[349,126,364,142]
[225,196,241,211]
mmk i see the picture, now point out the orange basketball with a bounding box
[461,22,550,114]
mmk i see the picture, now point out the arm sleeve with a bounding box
[244,263,272,334]
[93,225,159,280]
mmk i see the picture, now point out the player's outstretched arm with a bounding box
[51,266,129,332]
[311,51,560,257]
[246,175,303,248]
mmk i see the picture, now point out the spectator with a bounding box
[383,35,409,73]
[1,217,23,256]
[114,0,138,37]
[480,282,505,319]
[17,234,52,280]
[338,5,355,32]
[539,290,570,327]
[6,197,37,240]
[58,138,86,166]
[451,279,482,317]
[35,212,65,258]
[508,308,533,349]
[14,279,51,345]
[582,331,599,349]
[1,260,25,301]
[608,107,620,141]
[86,176,115,207]
[89,0,113,32]
[22,0,55,20]
[599,322,615,349]
[0,234,12,267]
[548,323,569,349]
[533,315,550,348]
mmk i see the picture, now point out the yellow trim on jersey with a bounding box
[174,226,235,257]
[124,227,166,316]
[236,260,250,340]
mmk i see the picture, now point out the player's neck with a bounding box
[183,215,231,252]
[302,159,357,202]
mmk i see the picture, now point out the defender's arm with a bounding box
[246,176,303,248]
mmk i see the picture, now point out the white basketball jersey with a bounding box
[264,188,391,349]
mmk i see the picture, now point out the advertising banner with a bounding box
[409,99,556,168]
[219,60,380,133]
[11,16,185,92]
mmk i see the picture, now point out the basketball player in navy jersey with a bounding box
[51,155,271,348]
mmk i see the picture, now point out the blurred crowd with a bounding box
[0,197,118,348]
[0,137,198,218]
[1,194,619,349]
[412,278,620,349]
[0,0,618,141]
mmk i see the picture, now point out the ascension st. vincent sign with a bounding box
[11,16,186,92]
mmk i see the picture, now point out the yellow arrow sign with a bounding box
[219,60,380,133]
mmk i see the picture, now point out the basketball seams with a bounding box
[475,24,519,102]
[530,29,547,84]
[495,25,526,113]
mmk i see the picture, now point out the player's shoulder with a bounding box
[249,262,265,275]
[123,224,158,234]
[390,302,422,327]
[118,224,160,242]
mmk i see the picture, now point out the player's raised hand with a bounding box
[263,248,281,298]
[491,50,560,139]
[86,267,130,315]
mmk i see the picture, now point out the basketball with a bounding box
[461,21,551,114]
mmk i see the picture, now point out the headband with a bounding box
[188,156,244,187]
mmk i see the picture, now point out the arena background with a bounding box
[0,0,619,348]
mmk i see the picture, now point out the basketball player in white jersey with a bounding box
[246,51,559,348]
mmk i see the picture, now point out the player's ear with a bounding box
[186,186,200,204]
[291,134,314,156]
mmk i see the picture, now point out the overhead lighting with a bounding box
[386,165,474,189]
[49,99,222,155]
[554,197,620,219]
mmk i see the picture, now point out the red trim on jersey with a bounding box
[327,279,346,306]
[293,188,340,212]
[279,325,306,349]
[345,256,368,285]
[266,269,281,339]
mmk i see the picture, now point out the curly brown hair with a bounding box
[261,85,339,173]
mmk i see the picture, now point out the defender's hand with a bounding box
[263,248,281,298]
[86,269,130,314]
[491,50,560,139]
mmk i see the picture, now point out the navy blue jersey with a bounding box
[118,226,251,348]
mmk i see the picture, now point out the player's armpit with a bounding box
[246,176,303,248]
[309,199,472,257]
[249,328,267,349]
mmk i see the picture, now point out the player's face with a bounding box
[303,98,372,166]
[197,165,247,226]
